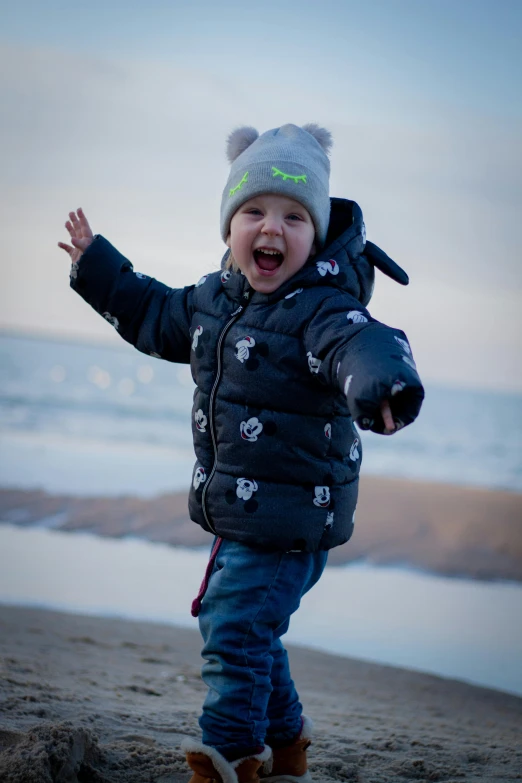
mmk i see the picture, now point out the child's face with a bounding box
[226,194,316,293]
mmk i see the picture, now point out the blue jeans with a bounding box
[197,538,328,760]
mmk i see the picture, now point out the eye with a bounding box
[287,214,303,221]
[246,208,263,215]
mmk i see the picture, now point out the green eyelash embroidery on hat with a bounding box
[229,171,249,196]
[272,167,307,184]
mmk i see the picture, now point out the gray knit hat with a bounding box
[220,123,332,248]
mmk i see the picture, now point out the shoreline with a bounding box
[1,604,521,782]
[1,474,521,582]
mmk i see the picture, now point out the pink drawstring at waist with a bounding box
[191,537,223,617]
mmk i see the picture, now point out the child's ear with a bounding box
[309,241,317,258]
[225,233,231,248]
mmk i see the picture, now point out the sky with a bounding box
[1,0,521,391]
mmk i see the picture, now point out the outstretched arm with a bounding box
[304,295,424,435]
[59,209,193,363]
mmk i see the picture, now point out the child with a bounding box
[59,123,424,783]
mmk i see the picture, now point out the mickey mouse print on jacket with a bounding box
[70,197,424,553]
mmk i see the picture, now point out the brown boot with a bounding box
[182,738,272,783]
[260,716,313,782]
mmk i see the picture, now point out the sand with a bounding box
[0,605,521,782]
[1,476,521,581]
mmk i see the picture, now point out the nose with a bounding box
[261,213,283,236]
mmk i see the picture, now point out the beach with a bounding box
[2,474,522,780]
[2,333,522,780]
[1,604,521,782]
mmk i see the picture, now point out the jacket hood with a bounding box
[221,197,409,307]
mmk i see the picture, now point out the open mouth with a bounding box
[253,248,284,275]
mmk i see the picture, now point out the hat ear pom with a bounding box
[302,123,333,155]
[226,126,259,162]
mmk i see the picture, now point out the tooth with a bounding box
[256,248,282,256]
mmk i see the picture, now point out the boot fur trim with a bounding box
[300,716,313,741]
[182,738,272,783]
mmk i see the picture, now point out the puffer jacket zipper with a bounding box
[202,301,248,534]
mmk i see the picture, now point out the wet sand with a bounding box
[0,605,521,782]
[1,475,521,581]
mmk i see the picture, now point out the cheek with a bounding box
[306,228,316,254]
[297,233,316,261]
[229,228,250,252]
[292,226,315,258]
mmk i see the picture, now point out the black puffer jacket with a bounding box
[70,198,424,552]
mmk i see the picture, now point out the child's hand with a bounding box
[380,400,396,435]
[58,208,94,263]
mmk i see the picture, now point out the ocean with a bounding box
[1,331,521,497]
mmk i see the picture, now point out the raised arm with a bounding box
[303,294,424,435]
[59,209,193,363]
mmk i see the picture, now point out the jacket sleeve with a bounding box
[70,235,193,363]
[303,294,424,434]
